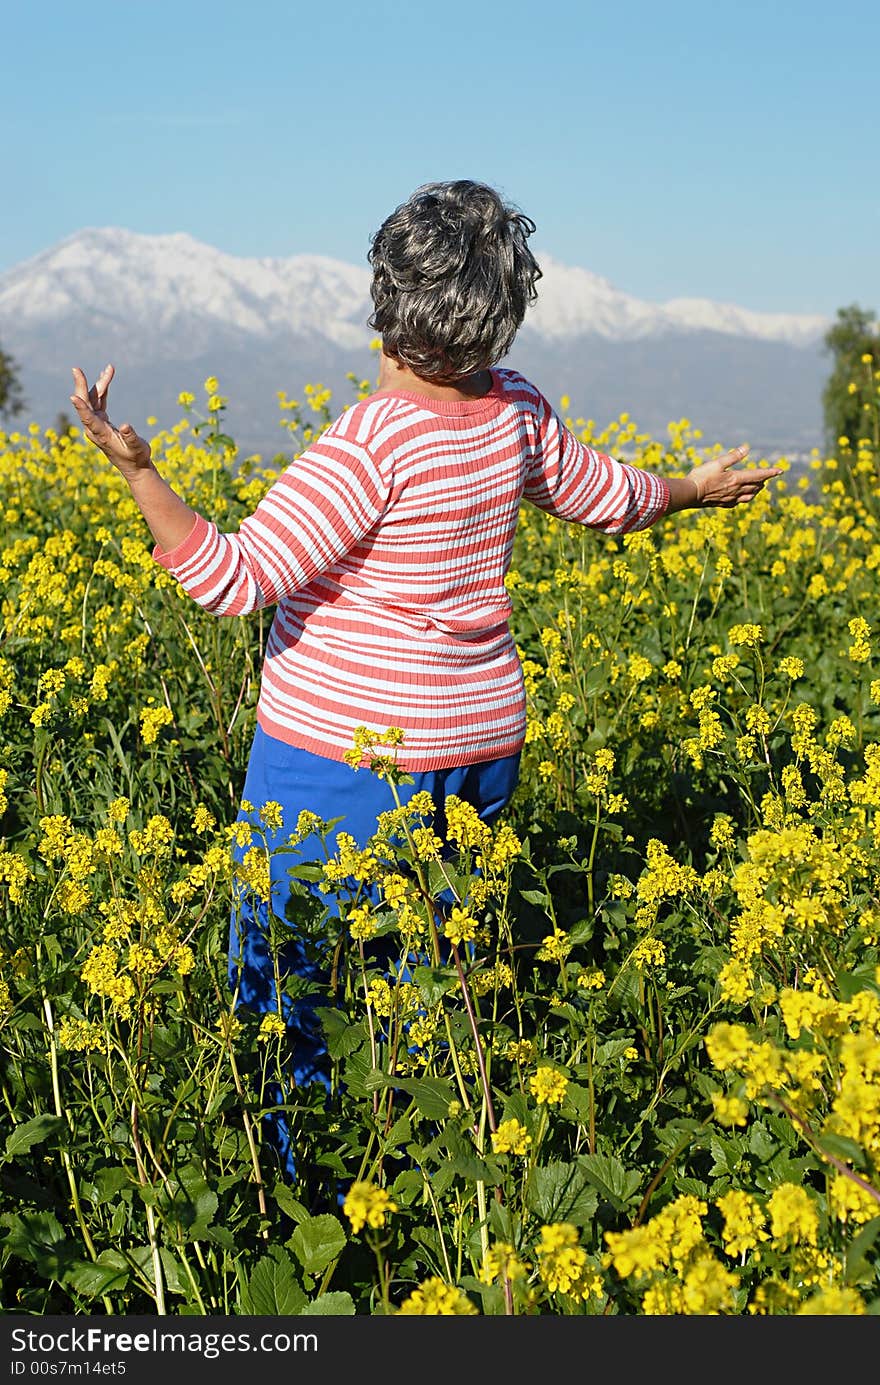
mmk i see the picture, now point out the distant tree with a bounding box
[0,342,25,422]
[821,304,879,450]
[53,411,74,438]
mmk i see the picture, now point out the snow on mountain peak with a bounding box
[0,228,828,350]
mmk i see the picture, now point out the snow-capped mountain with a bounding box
[0,228,826,349]
[0,228,831,455]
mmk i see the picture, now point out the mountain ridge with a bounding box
[0,228,831,457]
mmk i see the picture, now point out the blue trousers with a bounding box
[228,723,521,1183]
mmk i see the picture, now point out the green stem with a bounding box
[42,996,115,1315]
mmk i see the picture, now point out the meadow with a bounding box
[1,361,879,1316]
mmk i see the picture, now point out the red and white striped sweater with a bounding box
[153,367,670,769]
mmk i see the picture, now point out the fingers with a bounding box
[720,443,751,470]
[69,387,111,446]
[71,366,91,403]
[92,363,115,411]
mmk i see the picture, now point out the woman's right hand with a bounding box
[69,364,153,481]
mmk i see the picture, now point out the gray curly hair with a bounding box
[367,180,542,383]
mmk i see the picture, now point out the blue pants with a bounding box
[228,723,521,1183]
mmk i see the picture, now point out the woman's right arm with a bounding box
[69,364,391,617]
[70,365,199,553]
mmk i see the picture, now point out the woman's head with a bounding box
[367,180,541,383]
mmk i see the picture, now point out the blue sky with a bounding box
[4,0,878,316]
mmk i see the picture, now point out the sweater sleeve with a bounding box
[523,387,669,533]
[152,427,391,616]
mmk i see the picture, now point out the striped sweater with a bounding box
[153,366,670,769]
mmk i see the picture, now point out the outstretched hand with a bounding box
[69,365,152,480]
[688,444,783,508]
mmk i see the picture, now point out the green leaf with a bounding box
[560,1083,593,1124]
[128,1246,187,1297]
[607,964,643,1021]
[289,1214,347,1275]
[272,1180,310,1225]
[390,1169,423,1206]
[500,1091,531,1128]
[526,1160,599,1226]
[427,860,469,900]
[63,1251,129,1299]
[1,1211,79,1278]
[595,1038,638,1067]
[708,1133,747,1178]
[315,1007,366,1059]
[383,1114,412,1151]
[341,1048,380,1099]
[747,1122,778,1163]
[243,1245,307,1315]
[156,1173,218,1243]
[567,916,594,945]
[286,864,328,883]
[412,965,458,1006]
[846,1216,880,1284]
[578,1153,642,1210]
[817,1133,867,1168]
[836,965,880,1001]
[519,889,550,906]
[207,1226,237,1253]
[391,1076,456,1120]
[4,1113,65,1160]
[443,1151,500,1185]
[301,1291,356,1315]
[89,1163,132,1207]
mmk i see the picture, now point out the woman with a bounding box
[69,179,781,1179]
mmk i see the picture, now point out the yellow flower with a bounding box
[827,1173,879,1226]
[57,1017,106,1053]
[343,1181,397,1234]
[491,1118,532,1155]
[529,1066,569,1106]
[397,1278,477,1315]
[479,1242,529,1285]
[709,814,736,849]
[631,938,666,970]
[258,800,284,830]
[444,906,477,947]
[848,616,872,663]
[537,928,572,963]
[705,1023,752,1071]
[139,703,174,745]
[716,1190,768,1257]
[711,1092,749,1127]
[192,803,215,833]
[778,656,804,680]
[577,967,605,991]
[728,623,764,649]
[347,904,377,940]
[257,1013,286,1043]
[534,1223,595,1298]
[768,1183,819,1248]
[506,1038,535,1065]
[796,1286,867,1315]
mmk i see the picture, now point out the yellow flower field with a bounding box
[1,374,879,1315]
